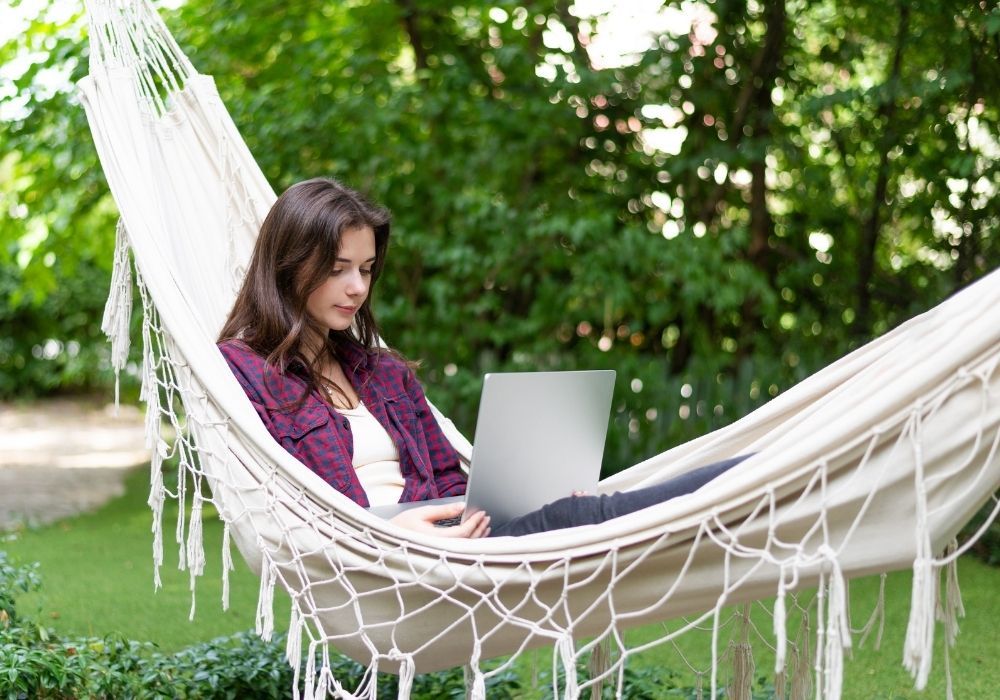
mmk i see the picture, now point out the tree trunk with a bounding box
[857,3,909,335]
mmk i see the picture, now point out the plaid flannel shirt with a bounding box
[218,339,467,508]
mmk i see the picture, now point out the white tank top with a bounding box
[335,401,405,506]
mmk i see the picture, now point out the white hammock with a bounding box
[79,1,1000,698]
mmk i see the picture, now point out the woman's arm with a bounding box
[403,367,468,497]
[219,341,368,504]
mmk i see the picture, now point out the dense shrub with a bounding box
[0,551,520,699]
[2,550,788,698]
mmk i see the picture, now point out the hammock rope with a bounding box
[79,1,1000,697]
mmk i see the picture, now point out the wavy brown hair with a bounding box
[218,177,391,406]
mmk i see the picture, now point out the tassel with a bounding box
[175,459,188,571]
[187,493,206,577]
[148,452,165,590]
[470,672,486,700]
[100,219,132,410]
[467,642,486,700]
[940,542,963,700]
[363,656,379,700]
[286,606,303,700]
[140,332,160,451]
[905,558,938,682]
[302,641,318,700]
[318,646,334,700]
[256,554,277,641]
[819,547,851,699]
[774,573,789,673]
[940,543,965,646]
[904,409,936,690]
[397,656,415,700]
[557,634,578,699]
[186,494,205,621]
[221,523,234,610]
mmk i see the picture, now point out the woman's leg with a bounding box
[488,455,749,537]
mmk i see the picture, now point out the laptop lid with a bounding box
[462,369,616,527]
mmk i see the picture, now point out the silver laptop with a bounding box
[368,370,616,527]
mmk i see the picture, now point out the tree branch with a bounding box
[697,0,787,226]
[856,2,909,335]
[395,0,428,72]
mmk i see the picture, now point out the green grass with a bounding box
[3,467,289,650]
[604,557,1000,698]
[4,466,999,697]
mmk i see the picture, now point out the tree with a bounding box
[2,0,997,470]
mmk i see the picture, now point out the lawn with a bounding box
[4,465,998,697]
[3,467,290,649]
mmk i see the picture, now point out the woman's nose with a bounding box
[346,271,367,295]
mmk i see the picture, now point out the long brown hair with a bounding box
[219,177,391,405]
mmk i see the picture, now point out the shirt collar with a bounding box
[335,339,376,382]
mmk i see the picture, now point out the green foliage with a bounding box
[0,552,40,626]
[0,4,126,400]
[0,622,294,699]
[5,544,1000,697]
[2,0,998,472]
[0,549,494,699]
[531,656,779,699]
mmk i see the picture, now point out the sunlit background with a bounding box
[1,2,999,696]
[2,0,998,466]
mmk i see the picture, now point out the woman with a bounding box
[218,178,743,538]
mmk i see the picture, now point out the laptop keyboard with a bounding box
[433,516,463,528]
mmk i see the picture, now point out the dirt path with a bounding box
[0,398,149,530]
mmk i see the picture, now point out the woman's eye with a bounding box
[361,268,373,276]
[330,269,344,276]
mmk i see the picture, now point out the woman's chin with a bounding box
[326,318,355,332]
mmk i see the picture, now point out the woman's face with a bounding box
[305,225,377,333]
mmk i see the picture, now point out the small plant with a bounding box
[0,551,40,625]
[3,550,708,698]
[0,550,521,699]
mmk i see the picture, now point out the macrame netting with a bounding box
[79,1,1000,698]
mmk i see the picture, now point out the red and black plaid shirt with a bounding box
[218,339,467,508]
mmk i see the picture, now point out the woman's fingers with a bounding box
[425,502,465,522]
[447,509,490,538]
[389,504,491,538]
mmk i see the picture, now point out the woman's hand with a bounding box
[389,503,491,538]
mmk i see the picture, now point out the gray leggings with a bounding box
[488,455,749,537]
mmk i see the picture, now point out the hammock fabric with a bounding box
[80,1,1000,698]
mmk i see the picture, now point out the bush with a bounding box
[0,256,135,402]
[0,551,519,699]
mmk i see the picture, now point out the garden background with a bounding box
[1,0,999,697]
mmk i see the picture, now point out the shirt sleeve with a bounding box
[217,342,335,494]
[403,368,468,498]
[217,342,288,447]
